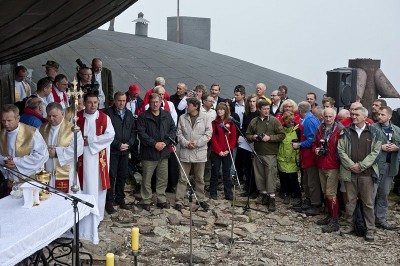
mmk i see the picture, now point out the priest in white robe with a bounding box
[77,93,115,221]
[0,104,48,183]
[39,102,84,193]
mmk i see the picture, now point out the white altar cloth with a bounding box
[0,193,99,266]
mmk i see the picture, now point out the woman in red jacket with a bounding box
[210,103,237,200]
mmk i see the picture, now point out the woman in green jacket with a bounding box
[277,111,302,205]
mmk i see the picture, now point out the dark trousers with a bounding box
[235,147,246,182]
[210,152,233,198]
[244,150,258,194]
[130,138,141,165]
[106,153,129,203]
[279,171,301,198]
[167,153,179,190]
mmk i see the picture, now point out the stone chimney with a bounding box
[133,12,149,37]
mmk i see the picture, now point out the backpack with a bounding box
[353,199,367,237]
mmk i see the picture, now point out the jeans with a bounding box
[373,163,394,224]
[210,152,233,198]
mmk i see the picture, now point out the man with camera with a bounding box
[373,106,400,230]
[246,100,285,212]
[312,107,342,233]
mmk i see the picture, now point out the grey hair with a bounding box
[298,101,311,114]
[2,104,19,116]
[322,107,337,117]
[154,77,165,86]
[353,106,368,117]
[46,102,63,114]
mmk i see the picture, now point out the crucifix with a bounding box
[66,78,84,193]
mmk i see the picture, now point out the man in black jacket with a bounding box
[137,93,177,210]
[103,92,137,213]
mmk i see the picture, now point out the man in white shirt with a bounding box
[91,58,114,109]
[14,65,31,102]
[0,104,48,184]
[47,74,70,111]
[270,89,283,117]
[33,78,53,118]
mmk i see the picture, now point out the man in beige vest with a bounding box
[39,103,84,193]
[0,104,48,185]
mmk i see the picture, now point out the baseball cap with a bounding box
[42,60,59,69]
[129,84,140,94]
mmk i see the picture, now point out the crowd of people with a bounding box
[2,59,400,243]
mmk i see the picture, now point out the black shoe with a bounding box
[283,194,290,205]
[175,203,182,211]
[376,222,397,230]
[291,198,302,207]
[301,198,311,210]
[316,215,331,225]
[210,195,217,200]
[105,202,116,214]
[156,201,170,209]
[322,218,340,233]
[364,230,374,242]
[225,195,233,201]
[199,201,209,211]
[268,197,276,212]
[116,201,130,210]
[305,206,320,216]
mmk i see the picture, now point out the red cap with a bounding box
[128,84,140,94]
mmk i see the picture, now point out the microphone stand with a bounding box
[221,130,239,254]
[4,167,93,266]
[169,142,199,266]
[229,121,268,215]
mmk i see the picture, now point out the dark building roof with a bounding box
[0,0,137,64]
[22,29,324,102]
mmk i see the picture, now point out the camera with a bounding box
[256,133,265,141]
[81,81,100,96]
[317,139,328,156]
[187,90,197,98]
[76,58,87,69]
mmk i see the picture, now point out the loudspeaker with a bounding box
[326,68,357,108]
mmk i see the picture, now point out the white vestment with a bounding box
[0,124,49,181]
[44,120,84,193]
[81,111,115,221]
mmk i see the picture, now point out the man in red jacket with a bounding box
[312,107,342,233]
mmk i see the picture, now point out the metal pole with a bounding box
[177,0,180,43]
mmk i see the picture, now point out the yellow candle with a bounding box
[106,253,114,266]
[132,227,139,251]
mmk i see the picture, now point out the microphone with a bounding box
[165,135,177,146]
[229,116,239,124]
[219,123,231,134]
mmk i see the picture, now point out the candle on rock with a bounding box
[106,253,114,266]
[132,227,139,252]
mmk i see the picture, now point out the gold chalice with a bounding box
[35,170,51,201]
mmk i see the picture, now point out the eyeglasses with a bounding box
[271,95,277,97]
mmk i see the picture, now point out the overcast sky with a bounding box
[100,0,400,107]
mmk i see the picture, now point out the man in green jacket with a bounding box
[337,107,382,242]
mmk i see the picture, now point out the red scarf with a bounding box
[51,87,67,104]
[162,100,170,112]
[23,108,48,123]
[77,110,110,190]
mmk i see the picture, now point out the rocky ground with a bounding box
[53,185,400,266]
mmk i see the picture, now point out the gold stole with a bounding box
[14,82,30,102]
[39,120,73,192]
[0,123,35,157]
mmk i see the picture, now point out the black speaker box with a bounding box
[326,68,357,108]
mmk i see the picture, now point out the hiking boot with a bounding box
[199,201,209,211]
[364,230,374,242]
[283,194,290,205]
[376,222,397,230]
[174,203,183,211]
[268,197,276,212]
[261,194,270,206]
[316,215,331,225]
[141,203,151,211]
[322,218,340,233]
[291,198,302,207]
[305,206,320,216]
[116,200,130,210]
[340,225,354,234]
[301,198,311,210]
[105,202,116,214]
[156,201,170,209]
[210,194,218,200]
